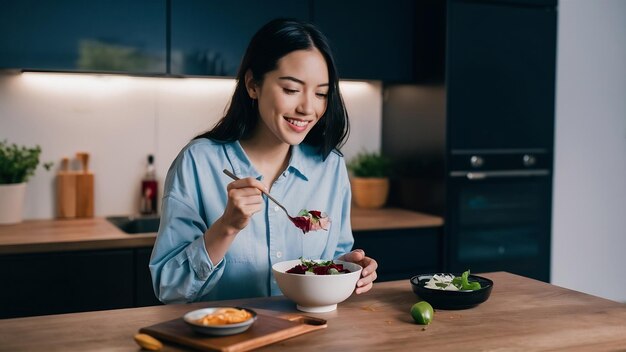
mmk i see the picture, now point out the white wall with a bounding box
[0,73,381,219]
[552,0,626,302]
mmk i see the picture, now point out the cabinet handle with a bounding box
[450,170,550,179]
[467,172,486,180]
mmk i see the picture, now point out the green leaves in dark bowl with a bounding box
[410,273,494,310]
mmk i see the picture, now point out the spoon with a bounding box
[222,169,298,223]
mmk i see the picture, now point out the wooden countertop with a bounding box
[1,272,625,351]
[351,207,443,231]
[0,218,156,255]
[0,208,443,255]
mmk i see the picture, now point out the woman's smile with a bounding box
[284,117,311,132]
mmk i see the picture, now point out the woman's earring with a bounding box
[251,98,256,109]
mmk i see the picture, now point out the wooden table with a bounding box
[1,272,625,351]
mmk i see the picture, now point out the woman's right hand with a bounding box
[221,177,266,233]
[204,177,265,264]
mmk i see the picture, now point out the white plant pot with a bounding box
[0,183,26,225]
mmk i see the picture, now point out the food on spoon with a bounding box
[410,301,434,325]
[424,270,482,291]
[194,307,253,325]
[291,209,330,234]
[286,258,350,275]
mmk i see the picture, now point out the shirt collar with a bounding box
[287,144,310,181]
[223,141,260,179]
[224,141,317,181]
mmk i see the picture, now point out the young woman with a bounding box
[150,18,378,303]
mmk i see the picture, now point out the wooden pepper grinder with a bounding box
[56,157,77,219]
[75,152,94,218]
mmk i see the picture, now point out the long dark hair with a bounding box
[195,18,349,159]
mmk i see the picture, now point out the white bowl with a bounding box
[272,259,362,313]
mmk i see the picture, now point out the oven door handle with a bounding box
[450,170,551,180]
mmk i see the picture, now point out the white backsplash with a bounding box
[551,0,626,303]
[0,72,382,219]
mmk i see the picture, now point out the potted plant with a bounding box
[347,151,392,209]
[0,140,52,224]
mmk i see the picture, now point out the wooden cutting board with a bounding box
[75,152,94,218]
[56,157,77,219]
[139,313,327,352]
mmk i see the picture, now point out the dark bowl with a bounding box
[410,273,494,310]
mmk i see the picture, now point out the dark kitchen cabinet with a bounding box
[170,0,309,76]
[446,0,557,150]
[172,0,445,80]
[383,0,557,282]
[0,247,162,319]
[0,249,134,319]
[0,0,166,74]
[353,227,441,282]
[443,0,557,281]
[135,247,162,307]
[313,0,444,82]
[0,0,444,81]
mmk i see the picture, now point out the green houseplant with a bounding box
[0,140,52,224]
[347,152,392,209]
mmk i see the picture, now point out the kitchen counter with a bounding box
[0,208,443,255]
[1,272,625,351]
[351,207,443,231]
[0,218,155,255]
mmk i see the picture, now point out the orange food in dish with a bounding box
[194,308,253,325]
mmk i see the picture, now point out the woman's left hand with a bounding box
[339,249,378,294]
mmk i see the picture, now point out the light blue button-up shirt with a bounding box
[149,139,354,304]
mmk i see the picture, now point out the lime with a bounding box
[410,301,434,325]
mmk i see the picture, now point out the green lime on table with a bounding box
[410,301,434,325]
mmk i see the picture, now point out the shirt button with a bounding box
[276,251,282,258]
[274,206,280,212]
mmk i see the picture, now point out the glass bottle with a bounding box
[140,154,158,215]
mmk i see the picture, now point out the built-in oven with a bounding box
[444,150,552,282]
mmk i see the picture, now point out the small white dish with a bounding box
[183,307,257,336]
